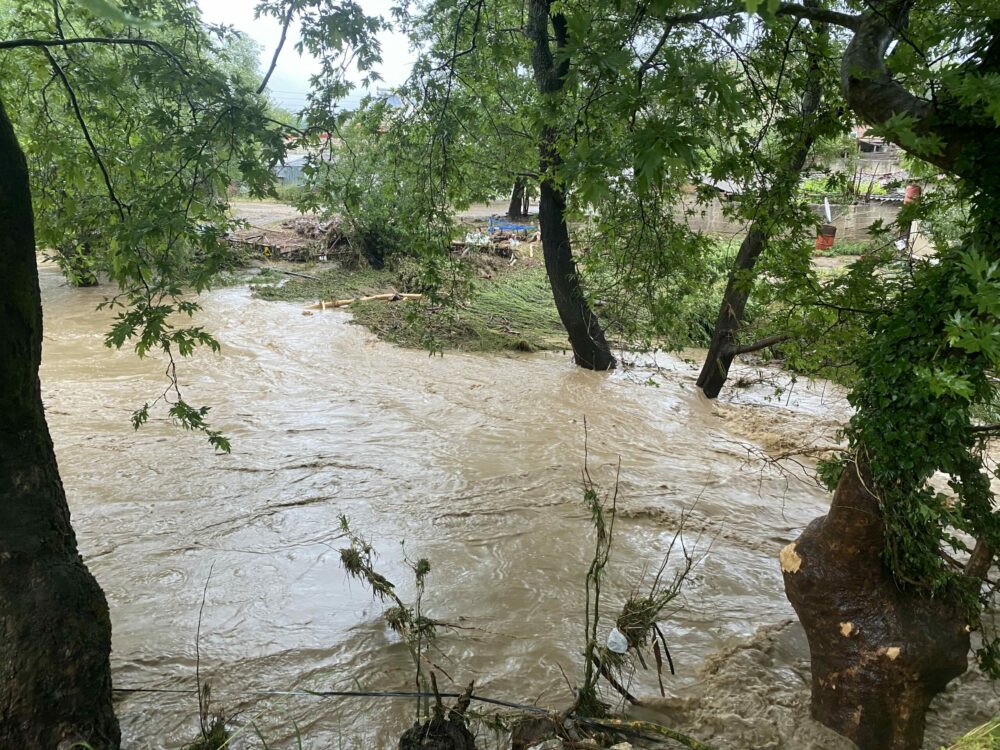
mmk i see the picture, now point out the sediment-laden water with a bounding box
[37,262,996,748]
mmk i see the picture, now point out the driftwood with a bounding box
[305,292,423,310]
[272,268,319,280]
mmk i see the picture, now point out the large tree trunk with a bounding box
[697,15,826,398]
[506,177,525,218]
[527,0,615,371]
[0,97,120,748]
[782,461,969,750]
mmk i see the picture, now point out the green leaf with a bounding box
[73,0,160,28]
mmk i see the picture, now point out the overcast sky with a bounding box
[197,0,417,111]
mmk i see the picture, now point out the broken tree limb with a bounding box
[269,268,319,281]
[305,293,423,310]
[590,654,639,705]
[730,334,791,356]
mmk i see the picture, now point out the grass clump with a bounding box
[944,720,1000,750]
[183,717,230,750]
[815,238,873,257]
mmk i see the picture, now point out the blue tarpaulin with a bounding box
[487,216,535,233]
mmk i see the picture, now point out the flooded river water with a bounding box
[37,262,997,748]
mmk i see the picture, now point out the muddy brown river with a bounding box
[37,261,997,748]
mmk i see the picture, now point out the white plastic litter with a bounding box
[464,231,490,247]
[607,627,629,654]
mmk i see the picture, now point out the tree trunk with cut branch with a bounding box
[782,461,969,750]
[0,96,120,749]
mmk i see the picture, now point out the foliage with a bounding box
[338,515,438,719]
[0,0,295,447]
[943,718,1000,750]
[799,38,1000,674]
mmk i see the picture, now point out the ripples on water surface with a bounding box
[39,262,858,747]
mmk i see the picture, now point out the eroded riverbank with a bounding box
[37,261,995,748]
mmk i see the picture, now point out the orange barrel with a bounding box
[815,223,837,252]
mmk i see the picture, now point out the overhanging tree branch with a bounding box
[41,46,128,220]
[839,0,998,179]
[0,36,189,75]
[652,3,860,30]
[257,2,295,94]
[730,334,791,356]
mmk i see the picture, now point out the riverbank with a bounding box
[253,255,571,354]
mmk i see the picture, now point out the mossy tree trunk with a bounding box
[780,4,1000,747]
[0,95,120,748]
[527,0,615,371]
[782,461,970,750]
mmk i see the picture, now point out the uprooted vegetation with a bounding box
[323,446,710,750]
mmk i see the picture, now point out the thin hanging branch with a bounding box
[41,46,128,220]
[257,2,295,94]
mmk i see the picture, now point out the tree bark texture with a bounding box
[697,12,826,399]
[782,461,969,750]
[527,0,615,371]
[696,228,768,398]
[507,177,525,218]
[0,96,120,748]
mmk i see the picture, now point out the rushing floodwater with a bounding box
[37,262,994,748]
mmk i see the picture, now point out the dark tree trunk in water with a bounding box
[697,10,826,399]
[528,0,615,371]
[0,98,120,748]
[697,228,768,398]
[782,461,969,750]
[507,177,525,218]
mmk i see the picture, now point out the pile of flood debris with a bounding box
[226,217,346,262]
[228,215,542,263]
[451,219,541,259]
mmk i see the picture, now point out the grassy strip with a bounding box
[352,265,568,354]
[211,267,287,287]
[254,265,401,302]
[254,260,569,354]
